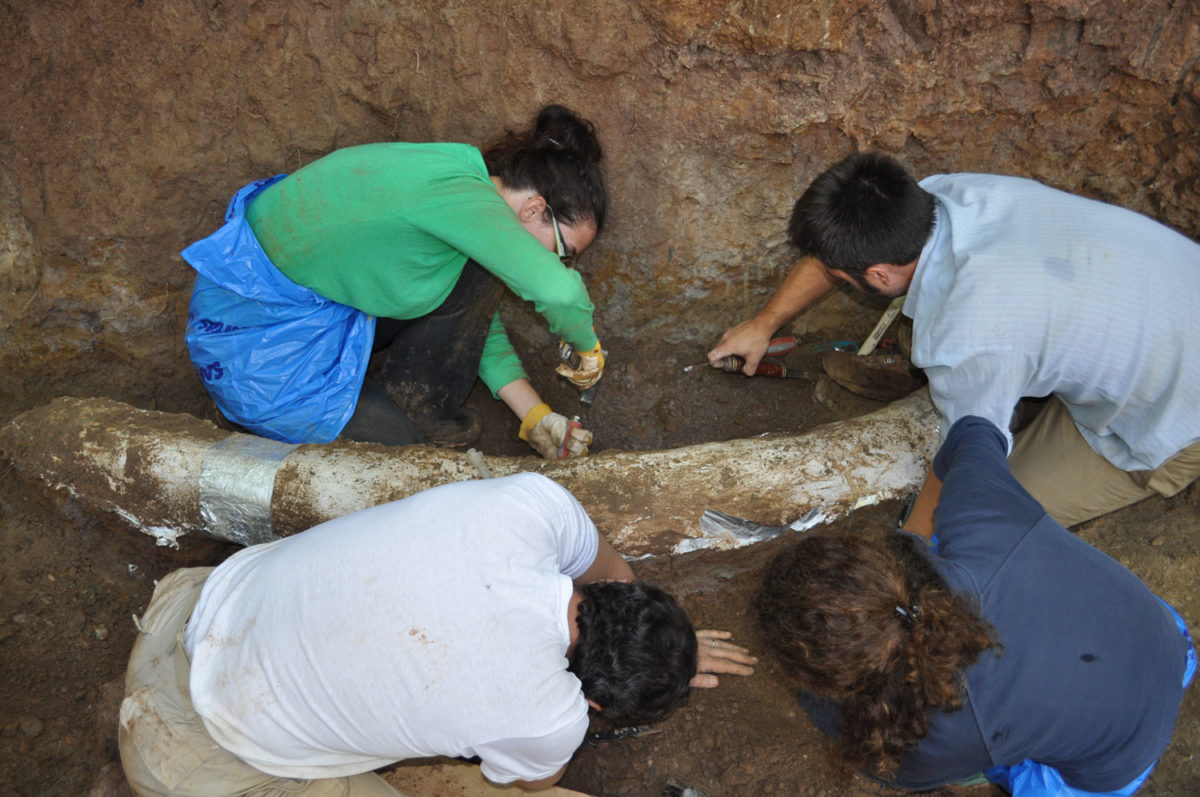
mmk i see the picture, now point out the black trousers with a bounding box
[339,261,505,445]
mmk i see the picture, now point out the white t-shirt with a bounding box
[906,173,1200,470]
[184,472,598,784]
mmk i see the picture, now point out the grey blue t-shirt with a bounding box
[892,417,1189,791]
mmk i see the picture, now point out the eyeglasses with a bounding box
[546,205,574,265]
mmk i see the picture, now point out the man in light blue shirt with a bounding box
[709,151,1200,533]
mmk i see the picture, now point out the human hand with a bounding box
[556,340,605,390]
[519,403,593,460]
[707,321,772,376]
[690,629,757,688]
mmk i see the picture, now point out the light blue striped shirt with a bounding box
[905,173,1200,470]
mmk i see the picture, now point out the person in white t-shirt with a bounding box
[709,151,1200,533]
[117,473,755,796]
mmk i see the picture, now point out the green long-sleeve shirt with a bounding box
[244,142,598,394]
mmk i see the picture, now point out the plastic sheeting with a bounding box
[198,434,298,545]
[183,175,375,444]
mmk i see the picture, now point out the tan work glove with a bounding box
[519,403,593,460]
[555,340,605,390]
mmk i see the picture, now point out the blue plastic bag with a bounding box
[183,175,375,444]
[985,758,1153,797]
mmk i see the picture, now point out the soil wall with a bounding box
[2,0,1199,420]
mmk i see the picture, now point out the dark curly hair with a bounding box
[756,527,999,777]
[483,104,607,232]
[788,151,935,281]
[569,581,697,726]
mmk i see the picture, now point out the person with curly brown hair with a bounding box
[757,416,1194,797]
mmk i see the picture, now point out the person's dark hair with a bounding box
[756,528,999,777]
[788,151,935,280]
[483,104,607,232]
[569,581,697,725]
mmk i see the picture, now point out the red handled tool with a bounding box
[684,336,812,378]
[763,335,800,355]
[712,356,814,380]
[559,415,582,459]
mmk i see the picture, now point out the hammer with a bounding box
[559,341,601,407]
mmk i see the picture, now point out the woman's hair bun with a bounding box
[533,104,603,164]
[483,103,608,230]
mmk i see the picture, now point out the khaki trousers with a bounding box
[118,568,403,797]
[1009,397,1200,527]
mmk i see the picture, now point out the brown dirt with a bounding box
[3,3,1197,793]
[2,332,1198,796]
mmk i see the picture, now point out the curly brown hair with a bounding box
[756,527,999,777]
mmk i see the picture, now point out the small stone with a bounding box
[18,716,43,738]
[94,625,109,641]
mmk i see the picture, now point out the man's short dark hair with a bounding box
[788,151,936,280]
[569,581,697,726]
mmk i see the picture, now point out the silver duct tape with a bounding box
[199,434,299,546]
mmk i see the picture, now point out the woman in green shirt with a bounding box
[184,105,606,458]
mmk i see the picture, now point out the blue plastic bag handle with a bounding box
[225,174,287,223]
